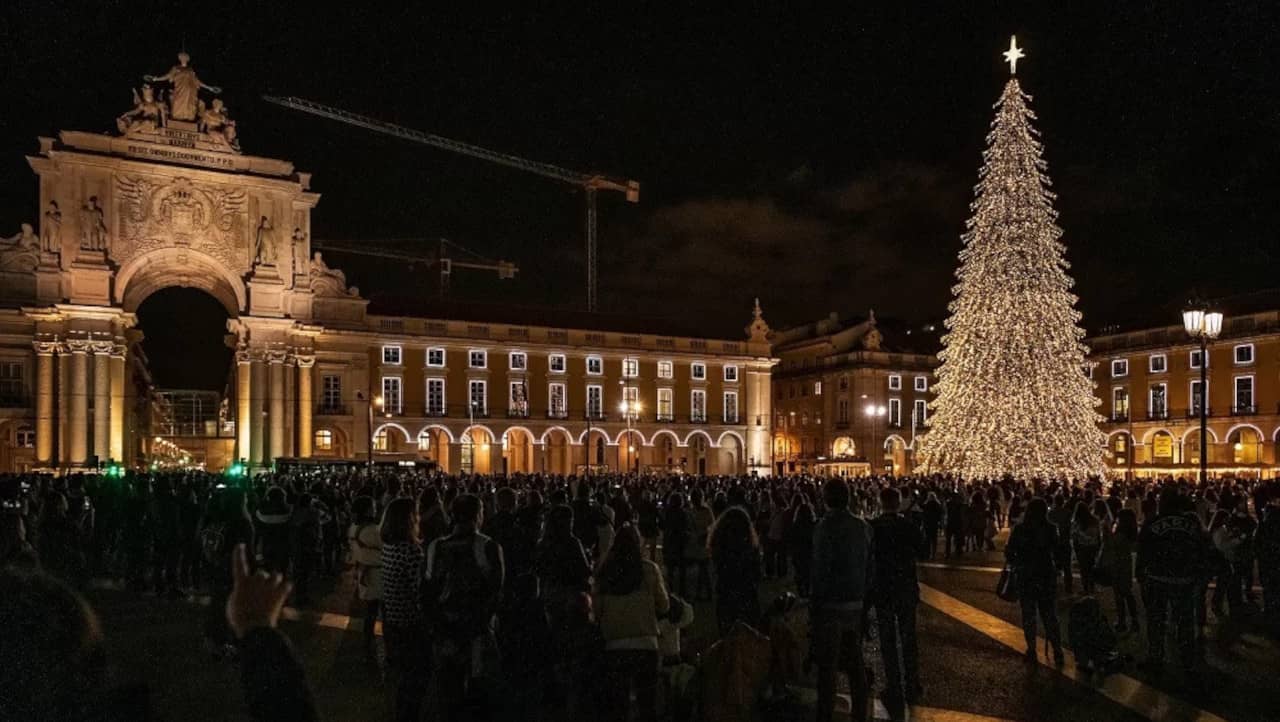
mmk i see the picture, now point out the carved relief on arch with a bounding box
[114,174,248,272]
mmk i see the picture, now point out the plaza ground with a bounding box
[85,531,1278,722]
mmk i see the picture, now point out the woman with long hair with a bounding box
[1006,497,1065,665]
[379,497,428,722]
[347,495,382,662]
[594,524,670,722]
[709,505,763,635]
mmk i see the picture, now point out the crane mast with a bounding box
[262,95,639,312]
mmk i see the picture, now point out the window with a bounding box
[381,345,402,365]
[1149,383,1167,419]
[691,362,707,380]
[417,430,431,452]
[657,360,673,379]
[1234,376,1254,413]
[814,381,823,396]
[426,347,446,367]
[914,376,928,392]
[469,380,487,416]
[723,391,739,423]
[381,377,402,414]
[622,358,639,378]
[1112,388,1129,420]
[1190,379,1204,414]
[548,383,567,418]
[0,361,23,402]
[586,356,603,375]
[838,375,849,392]
[15,426,34,448]
[837,398,849,424]
[321,374,342,410]
[913,399,928,425]
[1111,359,1128,377]
[1149,354,1167,373]
[548,353,566,373]
[724,365,739,382]
[1115,436,1127,453]
[313,429,333,451]
[427,378,445,416]
[509,381,528,417]
[691,389,707,422]
[888,398,902,427]
[509,352,527,371]
[657,388,673,421]
[621,385,640,419]
[372,427,389,451]
[586,384,603,418]
[801,384,809,397]
[1234,344,1254,365]
[469,349,487,369]
[1189,349,1207,369]
[888,374,902,391]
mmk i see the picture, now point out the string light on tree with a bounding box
[919,37,1105,479]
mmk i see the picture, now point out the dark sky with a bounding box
[3,3,1279,379]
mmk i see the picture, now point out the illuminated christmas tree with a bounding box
[921,38,1104,479]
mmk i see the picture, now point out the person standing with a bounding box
[921,492,943,560]
[708,506,763,635]
[789,499,817,599]
[594,524,671,722]
[202,489,255,658]
[1005,497,1065,665]
[378,498,428,722]
[1136,489,1210,674]
[688,489,715,601]
[811,478,874,722]
[1104,509,1140,633]
[870,487,926,721]
[1051,494,1075,594]
[347,495,382,663]
[662,492,691,597]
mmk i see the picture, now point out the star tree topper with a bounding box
[1003,35,1026,74]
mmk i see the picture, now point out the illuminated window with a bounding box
[548,353,566,373]
[657,360,673,379]
[1112,388,1129,419]
[1149,384,1167,419]
[657,388,673,421]
[889,398,901,426]
[469,380,487,416]
[509,352,527,371]
[313,429,333,451]
[469,350,487,369]
[381,377,402,415]
[1115,436,1127,452]
[1234,376,1254,413]
[1234,344,1254,365]
[426,378,445,416]
[724,365,739,382]
[417,430,431,452]
[913,399,928,425]
[426,347,446,367]
[1189,349,1207,369]
[723,391,738,423]
[509,381,528,417]
[814,381,822,396]
[548,383,566,418]
[1190,379,1203,414]
[586,356,603,375]
[586,384,603,418]
[373,428,389,451]
[691,390,707,422]
[381,345,402,365]
[1111,359,1128,377]
[691,362,707,380]
[622,358,639,378]
[1148,354,1167,373]
[888,374,902,391]
[914,376,928,392]
[15,426,34,448]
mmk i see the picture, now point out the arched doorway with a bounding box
[1227,425,1263,467]
[542,427,573,475]
[617,429,643,473]
[1147,430,1176,465]
[461,426,494,474]
[312,426,347,458]
[716,432,743,475]
[503,427,536,474]
[685,431,711,475]
[417,426,451,471]
[884,435,908,476]
[136,287,234,469]
[1111,431,1134,470]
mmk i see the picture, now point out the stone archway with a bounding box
[116,246,247,317]
[503,427,536,474]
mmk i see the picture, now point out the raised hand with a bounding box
[226,544,293,639]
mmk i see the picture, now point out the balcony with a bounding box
[655,413,675,423]
[688,414,710,424]
[506,409,530,419]
[1183,407,1212,419]
[584,411,608,422]
[720,415,740,425]
[1109,413,1129,423]
[1145,410,1170,421]
[1231,405,1258,416]
[545,410,569,420]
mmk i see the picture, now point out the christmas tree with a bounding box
[921,38,1104,479]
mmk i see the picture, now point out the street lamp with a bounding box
[864,403,887,475]
[618,395,642,472]
[1182,302,1223,482]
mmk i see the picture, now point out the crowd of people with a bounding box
[2,467,1279,722]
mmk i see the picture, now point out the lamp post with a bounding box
[1182,303,1223,483]
[366,393,384,467]
[864,402,887,475]
[618,395,642,473]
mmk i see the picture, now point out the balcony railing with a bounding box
[1110,413,1129,422]
[1231,405,1258,416]
[545,410,569,420]
[1145,410,1169,421]
[1183,407,1212,419]
[688,414,710,424]
[506,409,530,419]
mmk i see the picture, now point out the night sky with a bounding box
[2,4,1278,386]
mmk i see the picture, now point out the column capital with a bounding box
[294,354,316,368]
[89,341,115,356]
[110,343,127,360]
[33,340,59,356]
[65,339,93,354]
[266,349,289,365]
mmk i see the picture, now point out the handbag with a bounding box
[996,565,1020,602]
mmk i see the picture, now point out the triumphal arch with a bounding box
[0,53,365,469]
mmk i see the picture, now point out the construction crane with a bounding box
[313,237,516,300]
[262,95,640,312]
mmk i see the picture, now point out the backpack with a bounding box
[200,521,227,566]
[427,535,494,642]
[1067,596,1116,665]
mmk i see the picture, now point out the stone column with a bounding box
[67,341,90,465]
[268,352,286,463]
[250,354,266,465]
[33,341,56,465]
[235,349,251,462]
[93,343,111,463]
[296,355,315,457]
[57,351,69,464]
[109,343,125,461]
[284,362,296,458]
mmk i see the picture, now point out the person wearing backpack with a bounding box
[423,493,505,722]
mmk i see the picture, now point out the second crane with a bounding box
[262,95,639,313]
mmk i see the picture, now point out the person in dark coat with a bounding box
[788,499,817,599]
[870,487,927,720]
[921,492,943,560]
[204,488,255,656]
[1005,497,1064,665]
[709,506,763,636]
